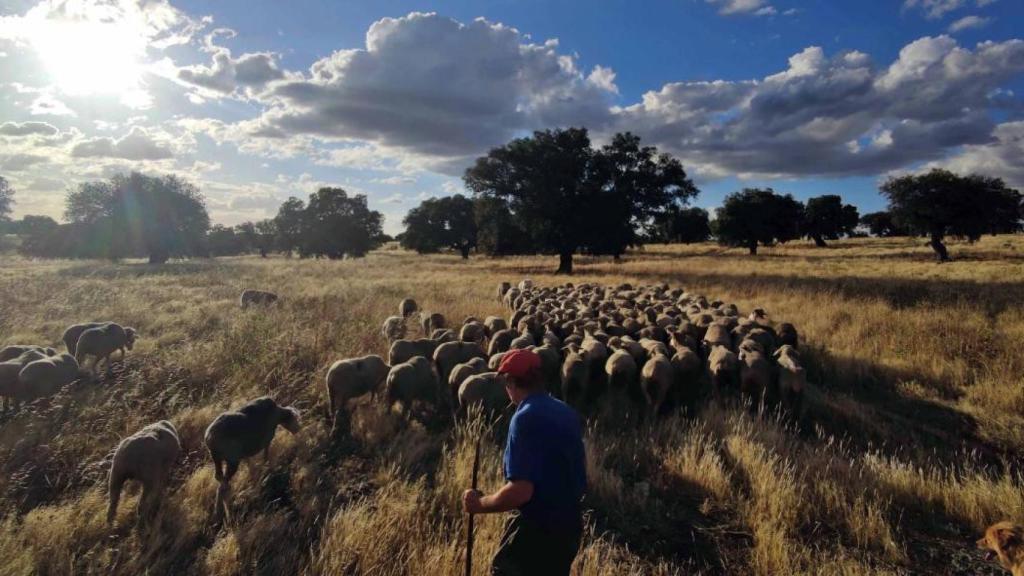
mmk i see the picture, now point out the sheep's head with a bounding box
[125,328,137,351]
[279,406,301,433]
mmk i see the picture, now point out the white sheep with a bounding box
[108,420,181,525]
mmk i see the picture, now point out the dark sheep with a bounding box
[75,323,137,375]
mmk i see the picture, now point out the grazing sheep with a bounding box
[581,337,608,385]
[744,327,777,356]
[240,289,279,309]
[76,323,137,375]
[449,357,487,403]
[108,420,180,525]
[63,322,111,356]
[389,337,443,367]
[381,316,406,345]
[399,298,418,318]
[670,347,702,408]
[205,397,300,520]
[777,323,799,349]
[518,279,534,291]
[421,312,447,335]
[488,351,508,371]
[0,349,50,412]
[326,355,390,429]
[773,345,806,416]
[0,345,55,363]
[385,356,441,418]
[16,353,80,408]
[561,346,590,408]
[702,323,733,352]
[707,345,739,402]
[488,329,515,356]
[532,343,562,393]
[458,372,508,418]
[509,333,535,350]
[641,354,674,421]
[433,341,487,386]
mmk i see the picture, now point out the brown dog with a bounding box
[978,521,1024,575]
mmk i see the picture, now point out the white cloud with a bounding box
[70,125,179,160]
[924,121,1024,187]
[903,0,967,19]
[0,121,59,136]
[176,29,286,99]
[706,0,777,16]
[948,15,990,32]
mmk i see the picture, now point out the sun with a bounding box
[31,19,148,102]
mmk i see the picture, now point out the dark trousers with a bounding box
[492,512,582,576]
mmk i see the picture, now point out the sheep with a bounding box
[777,322,799,349]
[702,323,733,353]
[389,337,443,366]
[107,420,180,525]
[532,343,562,393]
[739,345,772,409]
[581,336,608,384]
[518,279,534,291]
[205,397,300,520]
[63,322,112,356]
[16,353,80,408]
[458,372,508,418]
[605,349,638,395]
[497,282,512,302]
[75,323,137,376]
[561,346,590,408]
[433,341,487,386]
[773,345,806,417]
[0,345,55,363]
[325,355,390,430]
[449,357,487,403]
[459,321,487,345]
[488,351,508,371]
[385,356,441,418]
[641,354,674,421]
[381,316,406,345]
[744,327,777,356]
[0,349,50,412]
[421,312,447,335]
[484,316,508,337]
[670,347,702,409]
[240,289,279,309]
[399,298,418,318]
[707,345,739,403]
[488,329,515,356]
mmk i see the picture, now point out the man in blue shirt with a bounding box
[463,349,587,576]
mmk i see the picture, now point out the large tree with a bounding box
[473,196,534,256]
[715,188,804,255]
[0,176,13,222]
[401,194,478,258]
[859,211,904,237]
[273,197,306,256]
[301,187,383,259]
[652,206,711,244]
[65,172,210,263]
[464,128,697,273]
[881,169,1023,261]
[803,195,859,247]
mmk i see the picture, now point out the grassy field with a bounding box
[1,235,1022,575]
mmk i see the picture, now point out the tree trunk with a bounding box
[459,245,470,259]
[748,241,758,256]
[613,253,622,262]
[556,252,573,275]
[812,235,827,248]
[929,232,950,262]
[149,251,169,265]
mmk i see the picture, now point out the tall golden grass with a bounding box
[0,235,1022,575]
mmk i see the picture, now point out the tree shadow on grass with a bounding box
[56,259,226,279]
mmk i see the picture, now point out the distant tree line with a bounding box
[1,173,385,262]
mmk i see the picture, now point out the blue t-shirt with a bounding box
[504,393,587,528]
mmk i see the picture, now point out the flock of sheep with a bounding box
[0,279,806,528]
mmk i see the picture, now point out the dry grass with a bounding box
[1,235,1022,575]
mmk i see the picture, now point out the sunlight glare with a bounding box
[31,19,147,99]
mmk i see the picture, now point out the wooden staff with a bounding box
[465,436,482,576]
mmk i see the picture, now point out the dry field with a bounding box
[1,235,1023,575]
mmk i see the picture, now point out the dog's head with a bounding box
[978,521,1024,569]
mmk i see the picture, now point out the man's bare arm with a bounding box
[463,480,534,514]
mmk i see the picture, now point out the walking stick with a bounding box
[466,436,482,576]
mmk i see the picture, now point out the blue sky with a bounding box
[2,0,1023,233]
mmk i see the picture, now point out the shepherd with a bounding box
[462,349,587,576]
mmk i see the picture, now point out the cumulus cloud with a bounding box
[176,29,285,98]
[925,121,1024,187]
[948,15,990,32]
[70,126,176,160]
[706,0,777,16]
[0,121,59,136]
[615,36,1024,179]
[903,0,995,19]
[248,12,617,164]
[0,153,48,171]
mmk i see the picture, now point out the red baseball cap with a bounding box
[497,349,541,379]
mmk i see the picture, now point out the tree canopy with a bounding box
[803,195,859,247]
[401,194,478,258]
[651,206,711,244]
[300,187,383,259]
[64,172,210,263]
[880,168,1023,261]
[0,176,13,222]
[464,127,697,273]
[859,211,905,237]
[715,188,804,255]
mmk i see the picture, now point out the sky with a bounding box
[1,0,1023,234]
